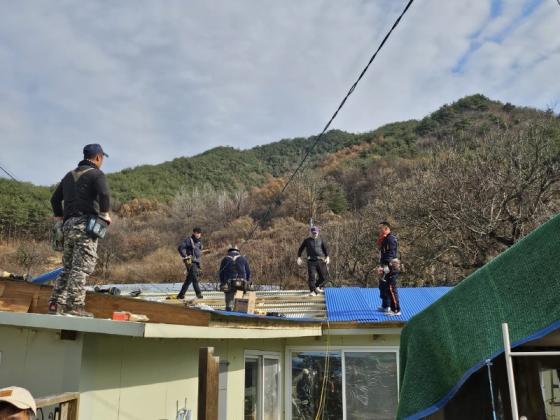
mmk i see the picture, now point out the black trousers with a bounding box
[379,271,400,312]
[307,260,329,291]
[177,263,202,298]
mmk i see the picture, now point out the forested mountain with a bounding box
[2,94,559,286]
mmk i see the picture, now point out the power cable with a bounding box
[0,162,18,181]
[244,0,416,242]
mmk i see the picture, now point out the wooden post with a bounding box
[198,347,220,420]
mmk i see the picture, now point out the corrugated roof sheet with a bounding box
[325,287,451,323]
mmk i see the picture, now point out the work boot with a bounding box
[176,294,185,300]
[196,294,203,299]
[64,306,94,318]
[47,302,64,315]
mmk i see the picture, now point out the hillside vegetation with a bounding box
[2,94,559,288]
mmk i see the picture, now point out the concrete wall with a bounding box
[0,324,83,397]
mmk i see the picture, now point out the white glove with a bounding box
[383,265,390,274]
[297,257,303,266]
[325,256,330,265]
[99,212,112,225]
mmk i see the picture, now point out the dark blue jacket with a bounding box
[219,251,251,284]
[380,233,398,264]
[178,235,203,263]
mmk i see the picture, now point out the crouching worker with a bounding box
[219,245,251,311]
[377,258,401,316]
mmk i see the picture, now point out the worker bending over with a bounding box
[376,221,401,316]
[297,226,330,296]
[219,245,251,311]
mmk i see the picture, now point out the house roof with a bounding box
[1,277,450,339]
[110,284,450,323]
[325,287,450,323]
[397,214,560,420]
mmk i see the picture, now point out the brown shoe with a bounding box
[64,306,94,318]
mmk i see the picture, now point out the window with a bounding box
[289,348,398,420]
[245,352,281,420]
[291,351,343,419]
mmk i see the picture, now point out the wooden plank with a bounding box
[35,392,80,408]
[0,296,32,313]
[198,347,219,420]
[84,293,210,326]
[68,397,79,420]
[60,402,69,420]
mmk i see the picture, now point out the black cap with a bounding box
[83,144,109,159]
[193,227,203,234]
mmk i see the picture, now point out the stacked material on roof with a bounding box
[397,214,560,420]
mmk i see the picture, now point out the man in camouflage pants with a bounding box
[49,144,111,317]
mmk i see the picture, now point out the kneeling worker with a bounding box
[297,225,330,296]
[219,245,251,311]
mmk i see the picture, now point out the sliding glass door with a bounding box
[289,348,398,420]
[245,352,281,420]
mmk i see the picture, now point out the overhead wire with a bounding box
[244,0,416,244]
[0,162,18,181]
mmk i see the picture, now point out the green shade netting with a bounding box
[397,214,560,419]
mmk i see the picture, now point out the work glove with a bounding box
[182,256,193,269]
[99,212,112,225]
[297,257,303,266]
[325,256,330,265]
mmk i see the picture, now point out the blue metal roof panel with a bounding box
[325,287,451,323]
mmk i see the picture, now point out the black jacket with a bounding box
[298,237,329,259]
[178,235,203,263]
[380,233,398,264]
[51,160,110,220]
[219,251,251,284]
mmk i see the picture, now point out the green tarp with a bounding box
[397,214,560,419]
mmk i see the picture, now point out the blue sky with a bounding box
[0,0,559,185]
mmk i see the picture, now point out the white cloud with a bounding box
[0,0,558,185]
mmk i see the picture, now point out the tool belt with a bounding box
[85,215,109,239]
[220,278,253,293]
[182,256,193,269]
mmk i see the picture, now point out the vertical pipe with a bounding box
[502,323,519,420]
[485,359,497,420]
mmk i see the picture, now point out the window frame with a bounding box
[285,346,400,420]
[244,350,283,420]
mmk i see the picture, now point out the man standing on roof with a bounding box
[376,221,401,315]
[48,144,111,318]
[219,245,251,311]
[177,227,204,300]
[297,226,330,296]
